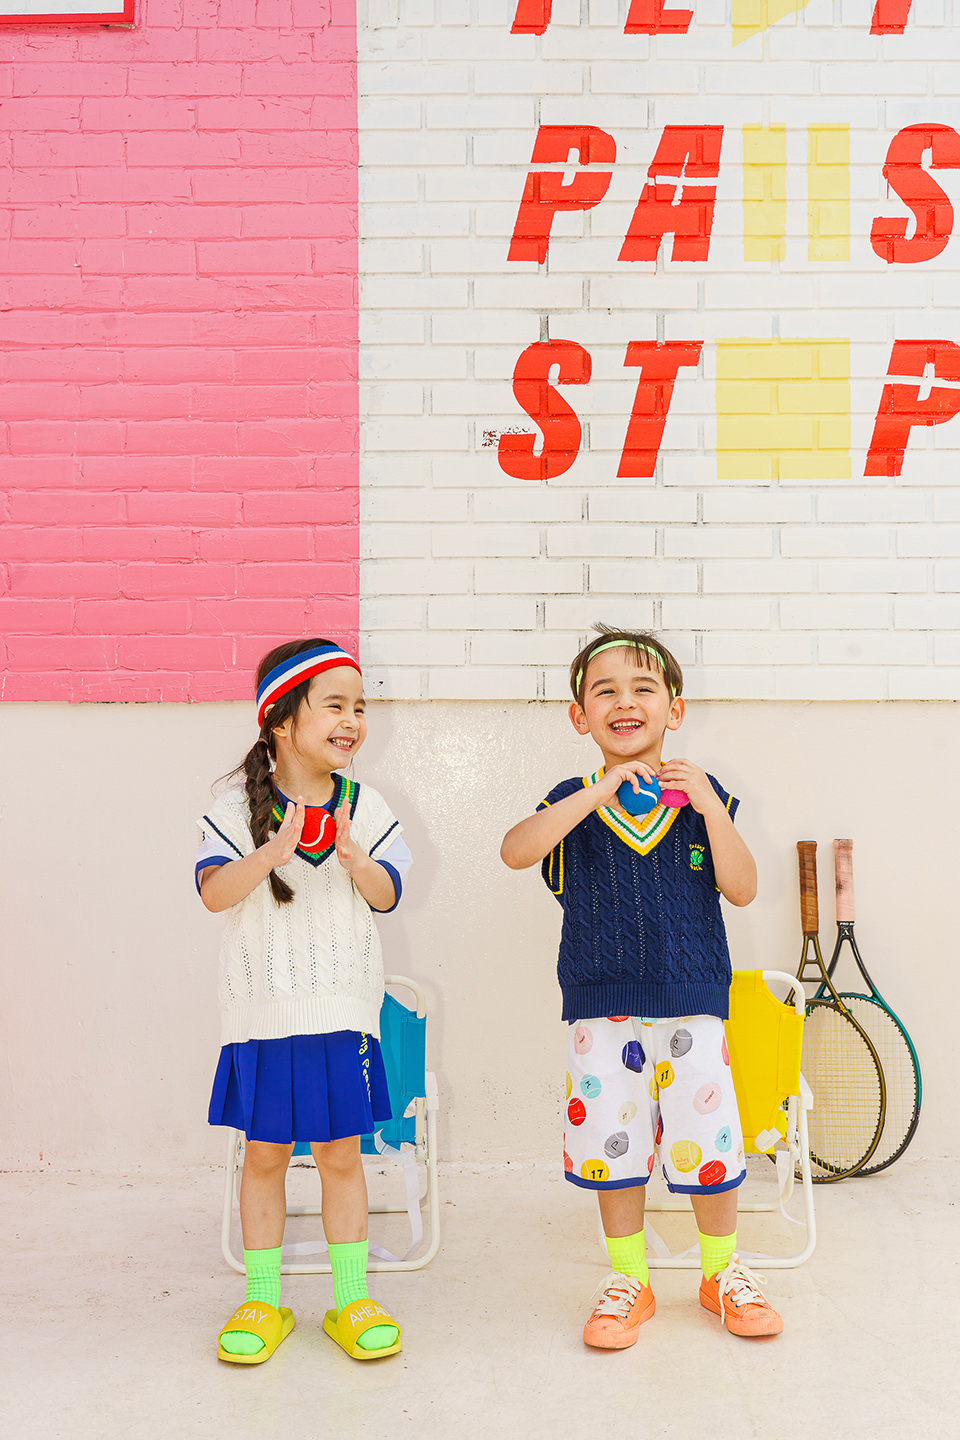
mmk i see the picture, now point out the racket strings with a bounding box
[802,1004,884,1178]
[838,997,919,1171]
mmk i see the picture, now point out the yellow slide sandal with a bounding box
[322,1299,402,1360]
[217,1302,295,1365]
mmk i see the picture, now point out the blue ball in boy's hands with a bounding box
[617,774,661,815]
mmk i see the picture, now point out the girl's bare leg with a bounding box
[311,1135,368,1243]
[239,1140,294,1249]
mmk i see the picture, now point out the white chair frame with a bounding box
[604,970,816,1270]
[221,975,441,1275]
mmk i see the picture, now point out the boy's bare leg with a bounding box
[689,1189,737,1240]
[597,1185,646,1238]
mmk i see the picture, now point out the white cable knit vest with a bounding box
[199,784,401,1045]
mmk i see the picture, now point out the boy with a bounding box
[500,627,782,1349]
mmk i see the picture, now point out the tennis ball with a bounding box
[581,1159,610,1183]
[655,1061,675,1089]
[618,1100,638,1125]
[693,1082,722,1114]
[567,1097,587,1127]
[698,1160,726,1187]
[670,1028,693,1058]
[565,1072,572,1100]
[574,1025,593,1055]
[580,1074,602,1099]
[621,1040,645,1074]
[604,1130,630,1159]
[670,1139,703,1173]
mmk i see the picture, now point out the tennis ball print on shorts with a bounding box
[563,1014,746,1193]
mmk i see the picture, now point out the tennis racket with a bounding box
[823,839,921,1175]
[796,841,886,1181]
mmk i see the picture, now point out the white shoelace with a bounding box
[713,1253,769,1328]
[589,1271,645,1320]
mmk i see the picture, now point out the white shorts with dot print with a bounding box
[563,1014,746,1194]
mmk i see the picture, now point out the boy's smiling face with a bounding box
[569,645,684,771]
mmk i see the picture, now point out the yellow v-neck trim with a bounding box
[584,768,681,857]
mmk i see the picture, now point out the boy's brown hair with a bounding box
[569,625,684,708]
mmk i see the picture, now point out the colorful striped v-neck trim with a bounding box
[272,774,358,868]
[583,768,681,856]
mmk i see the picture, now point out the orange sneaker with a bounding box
[583,1272,656,1350]
[699,1253,783,1338]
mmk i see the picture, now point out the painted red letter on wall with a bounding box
[617,341,703,478]
[508,127,616,265]
[499,341,592,481]
[870,0,913,33]
[865,341,960,476]
[619,127,723,263]
[870,125,960,264]
[511,0,552,33]
[624,0,692,33]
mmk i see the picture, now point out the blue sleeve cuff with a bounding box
[195,856,233,896]
[370,860,402,913]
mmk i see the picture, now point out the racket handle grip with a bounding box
[797,840,818,934]
[834,837,855,923]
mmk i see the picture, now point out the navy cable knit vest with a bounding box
[538,773,738,1023]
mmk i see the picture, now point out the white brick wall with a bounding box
[358,1,960,700]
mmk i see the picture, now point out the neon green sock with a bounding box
[604,1229,649,1288]
[328,1240,399,1353]
[220,1246,283,1357]
[699,1229,737,1280]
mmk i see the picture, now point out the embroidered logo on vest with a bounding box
[689,844,704,871]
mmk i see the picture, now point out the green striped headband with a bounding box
[575,639,677,697]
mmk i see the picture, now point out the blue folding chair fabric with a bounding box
[291,990,426,1158]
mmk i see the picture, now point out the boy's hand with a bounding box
[590,762,659,810]
[656,759,721,817]
[264,797,305,865]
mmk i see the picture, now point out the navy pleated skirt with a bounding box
[208,1030,392,1144]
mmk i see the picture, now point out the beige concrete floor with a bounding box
[4,1156,957,1440]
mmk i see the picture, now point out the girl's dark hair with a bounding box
[225,637,342,906]
[569,625,684,708]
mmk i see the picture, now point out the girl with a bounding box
[196,638,411,1365]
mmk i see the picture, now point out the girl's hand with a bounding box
[265,798,305,865]
[334,801,367,874]
[590,761,659,810]
[656,759,719,816]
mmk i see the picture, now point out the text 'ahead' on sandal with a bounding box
[322,1298,402,1360]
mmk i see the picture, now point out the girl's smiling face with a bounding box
[569,645,684,767]
[274,665,367,773]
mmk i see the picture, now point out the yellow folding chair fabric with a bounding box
[725,970,804,1154]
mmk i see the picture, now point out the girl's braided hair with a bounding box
[223,637,341,906]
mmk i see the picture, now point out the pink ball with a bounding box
[660,788,689,808]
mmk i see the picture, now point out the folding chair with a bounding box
[606,970,816,1269]
[221,976,440,1275]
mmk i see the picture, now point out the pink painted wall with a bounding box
[0,0,358,702]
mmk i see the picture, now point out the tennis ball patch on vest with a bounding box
[689,844,704,871]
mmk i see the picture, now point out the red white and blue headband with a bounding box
[256,644,362,728]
